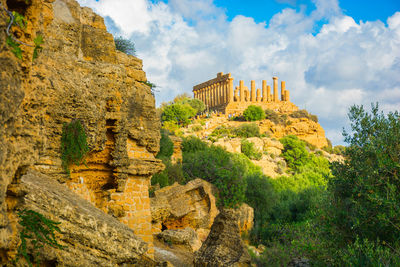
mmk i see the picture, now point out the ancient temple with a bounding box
[193,72,297,116]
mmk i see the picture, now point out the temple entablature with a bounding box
[193,73,293,115]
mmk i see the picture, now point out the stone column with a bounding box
[262,80,267,102]
[281,81,286,101]
[208,86,211,107]
[273,76,279,102]
[239,80,244,102]
[285,90,290,102]
[213,84,217,107]
[251,80,256,102]
[256,89,261,102]
[234,87,238,102]
[267,85,271,102]
[211,85,214,107]
[229,78,234,103]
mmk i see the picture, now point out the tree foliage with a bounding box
[243,105,265,121]
[156,129,174,160]
[161,103,196,126]
[329,103,400,244]
[280,135,309,171]
[182,137,247,208]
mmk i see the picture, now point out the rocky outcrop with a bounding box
[151,179,219,242]
[194,209,251,267]
[156,227,202,252]
[0,0,162,262]
[151,179,254,243]
[5,170,155,266]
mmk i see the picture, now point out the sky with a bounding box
[77,0,400,145]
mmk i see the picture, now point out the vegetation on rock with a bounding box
[16,209,64,266]
[241,139,262,160]
[60,119,89,175]
[114,36,136,55]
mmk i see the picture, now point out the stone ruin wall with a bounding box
[193,72,299,116]
[0,0,163,261]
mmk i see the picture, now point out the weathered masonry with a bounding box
[193,72,297,116]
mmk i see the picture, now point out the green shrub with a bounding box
[265,109,281,124]
[161,103,196,126]
[280,135,309,171]
[329,103,400,245]
[210,125,233,138]
[114,36,136,55]
[151,161,185,188]
[309,114,318,123]
[289,109,309,119]
[181,136,209,153]
[338,238,400,266]
[245,173,276,224]
[289,109,319,123]
[243,105,266,121]
[156,129,174,160]
[182,144,247,208]
[234,123,260,138]
[60,119,89,175]
[241,139,262,160]
[332,145,346,155]
[191,125,203,132]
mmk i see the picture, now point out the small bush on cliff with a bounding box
[16,209,64,266]
[234,123,260,138]
[114,36,136,55]
[243,105,265,121]
[241,139,262,160]
[60,119,89,175]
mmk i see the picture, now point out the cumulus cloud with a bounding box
[77,0,400,145]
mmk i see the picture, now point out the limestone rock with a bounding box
[213,138,242,153]
[194,209,251,267]
[11,170,155,266]
[156,227,202,252]
[170,136,183,164]
[237,203,254,234]
[151,179,219,242]
[0,0,162,261]
[151,179,254,241]
[246,137,264,152]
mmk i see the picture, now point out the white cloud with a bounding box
[77,0,400,145]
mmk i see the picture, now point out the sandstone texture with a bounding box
[156,227,202,252]
[151,179,219,242]
[7,170,155,266]
[0,0,162,262]
[194,209,251,267]
[151,179,254,244]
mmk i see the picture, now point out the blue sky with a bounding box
[78,0,400,145]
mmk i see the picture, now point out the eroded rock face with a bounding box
[0,0,162,261]
[6,170,155,266]
[194,209,251,267]
[151,179,254,244]
[151,179,219,242]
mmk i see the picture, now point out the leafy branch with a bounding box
[16,209,64,267]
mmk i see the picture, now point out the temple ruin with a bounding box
[193,72,297,116]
